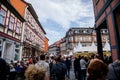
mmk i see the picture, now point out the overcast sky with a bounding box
[26,0,95,45]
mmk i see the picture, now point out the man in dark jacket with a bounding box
[65,57,71,79]
[74,56,81,80]
[51,56,67,80]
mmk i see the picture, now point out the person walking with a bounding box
[80,56,87,80]
[65,57,71,79]
[74,56,81,80]
[51,55,67,80]
[35,54,50,80]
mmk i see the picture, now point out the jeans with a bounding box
[80,69,86,80]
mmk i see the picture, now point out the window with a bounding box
[27,32,32,41]
[31,34,34,41]
[9,16,15,30]
[25,10,30,21]
[71,37,73,42]
[69,32,71,35]
[80,37,83,41]
[94,37,96,41]
[69,37,71,41]
[0,8,6,25]
[75,37,78,42]
[83,30,87,33]
[79,30,82,33]
[89,37,91,41]
[75,30,79,33]
[14,44,20,61]
[26,30,30,40]
[69,31,73,35]
[34,35,36,43]
[16,22,21,34]
[28,31,31,40]
[83,37,86,41]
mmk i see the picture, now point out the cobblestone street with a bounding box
[65,67,76,80]
[66,70,76,80]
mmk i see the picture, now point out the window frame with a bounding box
[80,37,83,41]
[16,21,21,34]
[89,37,92,41]
[8,15,15,30]
[0,7,7,25]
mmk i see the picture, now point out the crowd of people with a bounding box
[0,53,120,80]
[0,57,31,80]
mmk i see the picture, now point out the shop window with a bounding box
[14,44,20,61]
[9,16,15,30]
[0,8,6,25]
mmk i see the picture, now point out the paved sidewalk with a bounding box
[65,69,76,80]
